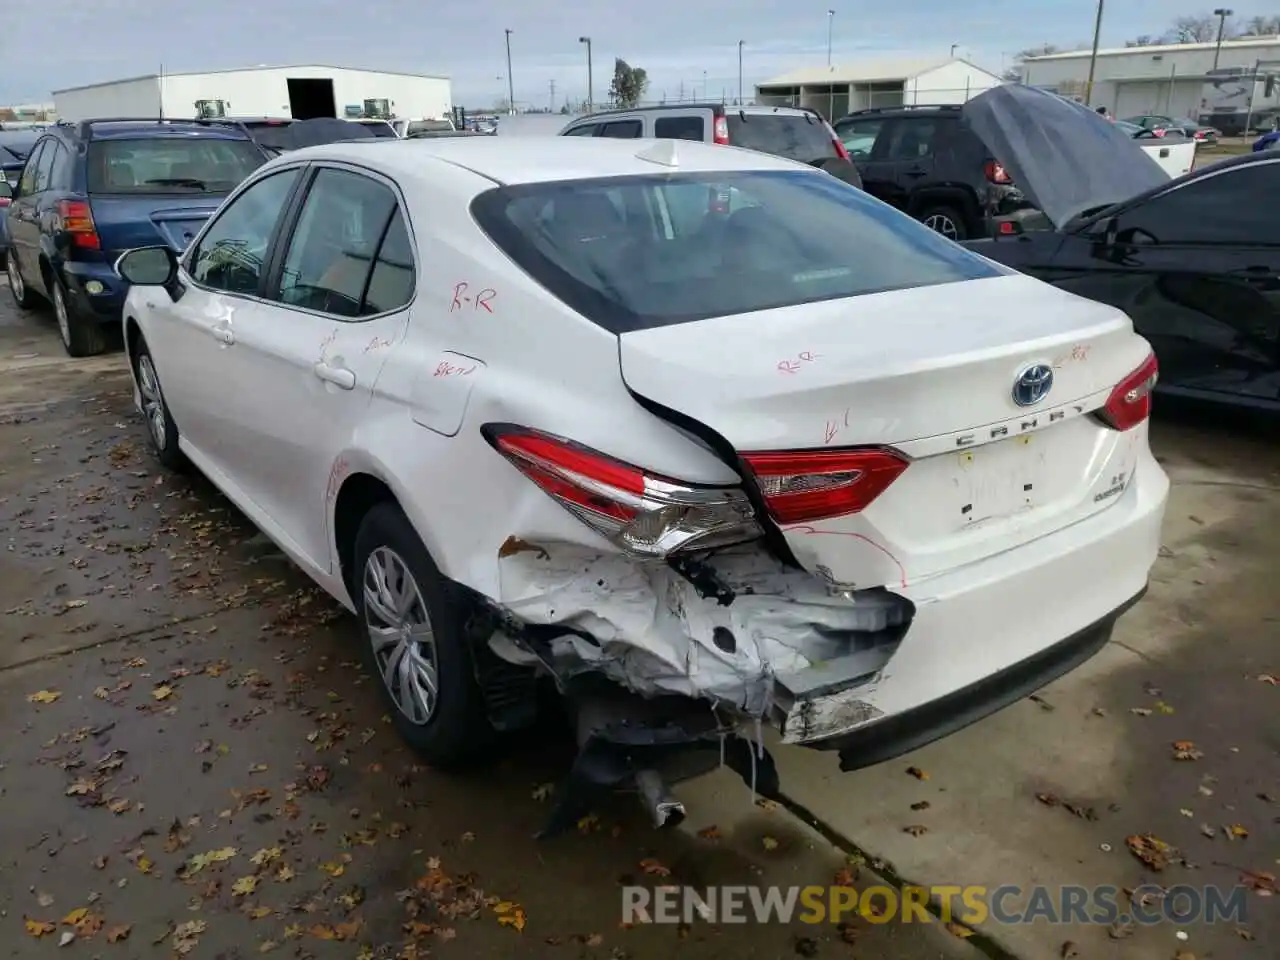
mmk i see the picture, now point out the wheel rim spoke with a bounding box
[362,546,439,726]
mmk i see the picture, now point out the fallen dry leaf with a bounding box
[906,766,929,781]
[319,861,345,878]
[26,690,61,704]
[1172,740,1203,761]
[152,685,174,701]
[1239,870,1276,894]
[182,846,237,876]
[639,858,671,877]
[762,836,780,850]
[1258,674,1277,685]
[232,876,259,897]
[493,901,526,932]
[61,907,89,926]
[944,921,974,939]
[1060,941,1079,958]
[902,824,928,837]
[833,868,856,887]
[696,825,722,840]
[24,918,56,938]
[531,783,554,801]
[1227,824,1249,839]
[105,924,132,943]
[1125,833,1175,871]
[1129,707,1153,716]
[910,800,931,811]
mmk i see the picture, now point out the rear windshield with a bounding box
[359,121,399,138]
[471,170,1004,333]
[87,137,265,194]
[0,133,36,162]
[409,120,453,134]
[726,113,838,164]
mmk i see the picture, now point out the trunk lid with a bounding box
[962,85,1170,229]
[1137,139,1197,178]
[89,196,223,260]
[620,274,1153,586]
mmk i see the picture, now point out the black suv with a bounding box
[833,104,1026,240]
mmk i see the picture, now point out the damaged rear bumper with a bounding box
[804,586,1144,771]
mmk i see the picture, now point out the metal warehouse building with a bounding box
[1021,36,1280,123]
[756,57,1003,119]
[52,64,452,124]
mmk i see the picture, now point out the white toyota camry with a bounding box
[116,135,1169,834]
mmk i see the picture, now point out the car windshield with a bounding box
[725,112,838,164]
[87,137,266,194]
[358,121,399,138]
[471,169,1003,333]
[0,132,37,160]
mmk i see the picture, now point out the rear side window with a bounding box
[833,118,885,158]
[563,124,598,137]
[87,137,265,194]
[599,120,642,138]
[726,113,836,163]
[471,170,1003,333]
[654,116,705,141]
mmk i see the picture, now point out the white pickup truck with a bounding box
[1136,137,1197,178]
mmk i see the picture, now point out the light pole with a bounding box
[504,29,515,115]
[1084,0,1105,107]
[738,40,744,105]
[951,43,958,58]
[1212,8,1233,70]
[827,10,835,66]
[579,36,593,113]
[702,69,708,100]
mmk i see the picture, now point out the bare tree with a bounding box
[1125,35,1158,47]
[1163,15,1219,43]
[1241,14,1280,35]
[1002,44,1059,81]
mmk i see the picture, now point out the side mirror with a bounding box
[1096,216,1119,247]
[115,246,177,286]
[0,181,12,201]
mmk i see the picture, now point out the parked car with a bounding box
[558,103,862,189]
[1254,129,1280,151]
[964,95,1279,412]
[1122,114,1220,145]
[0,118,269,356]
[833,104,1026,240]
[112,135,1168,834]
[0,130,37,263]
[392,117,456,137]
[351,119,399,138]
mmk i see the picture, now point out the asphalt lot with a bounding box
[1,295,1276,960]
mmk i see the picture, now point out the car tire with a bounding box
[6,253,34,309]
[52,274,107,358]
[130,337,185,471]
[352,502,495,768]
[919,205,968,241]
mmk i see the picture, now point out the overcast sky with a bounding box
[3,1,1234,108]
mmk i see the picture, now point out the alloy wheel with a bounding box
[363,546,439,725]
[53,284,70,347]
[924,213,960,240]
[7,256,22,302]
[136,354,169,451]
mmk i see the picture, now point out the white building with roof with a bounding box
[755,57,1003,119]
[1020,36,1280,125]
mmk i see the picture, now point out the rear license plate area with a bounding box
[954,434,1041,526]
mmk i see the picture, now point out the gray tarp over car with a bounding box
[962,84,1170,229]
[279,118,377,150]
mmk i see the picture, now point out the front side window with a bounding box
[276,168,403,318]
[1115,163,1280,247]
[883,119,938,160]
[471,169,1004,333]
[563,124,598,137]
[599,120,643,138]
[86,136,265,194]
[832,118,885,158]
[188,169,302,295]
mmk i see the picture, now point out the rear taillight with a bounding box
[1153,127,1167,137]
[984,160,1012,184]
[741,448,909,525]
[1099,353,1158,431]
[485,424,760,557]
[0,197,8,208]
[713,116,730,144]
[826,122,851,160]
[55,200,100,250]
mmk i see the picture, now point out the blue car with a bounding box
[1253,129,1280,151]
[0,118,268,356]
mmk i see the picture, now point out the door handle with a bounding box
[313,361,356,390]
[211,325,235,345]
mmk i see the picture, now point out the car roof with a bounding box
[835,105,962,122]
[571,103,819,122]
[54,120,253,141]
[277,135,809,186]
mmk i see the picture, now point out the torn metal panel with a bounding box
[492,540,911,720]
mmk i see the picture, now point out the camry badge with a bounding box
[1012,363,1054,407]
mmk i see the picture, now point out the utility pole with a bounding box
[827,10,835,66]
[738,40,744,105]
[549,79,556,111]
[1084,0,1105,107]
[1212,8,1233,70]
[578,37,593,113]
[504,29,515,115]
